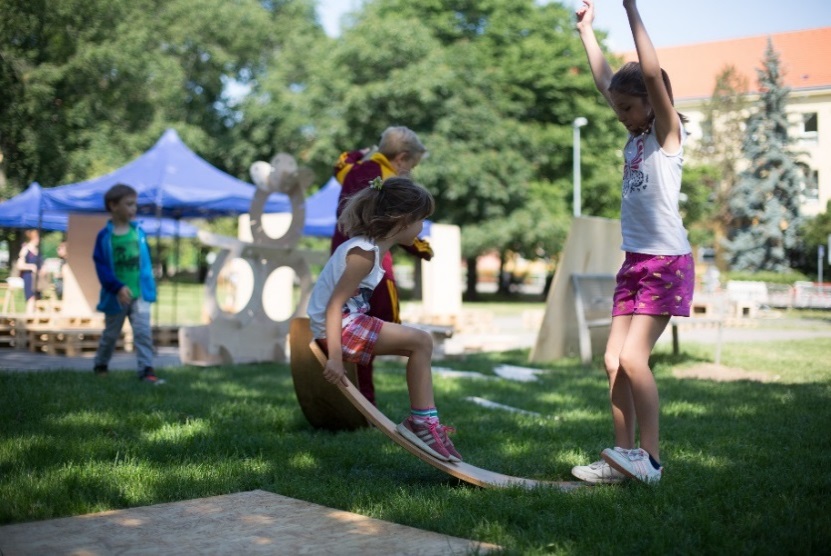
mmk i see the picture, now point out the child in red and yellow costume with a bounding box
[330,126,433,404]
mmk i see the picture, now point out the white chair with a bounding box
[3,276,24,313]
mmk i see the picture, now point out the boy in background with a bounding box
[92,183,164,384]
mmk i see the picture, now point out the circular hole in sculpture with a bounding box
[240,210,293,244]
[215,257,254,315]
[262,266,299,322]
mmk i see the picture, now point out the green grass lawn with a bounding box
[2,339,830,554]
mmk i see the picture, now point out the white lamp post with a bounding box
[573,116,588,217]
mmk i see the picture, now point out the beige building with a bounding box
[623,27,831,216]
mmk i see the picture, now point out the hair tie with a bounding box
[369,177,384,190]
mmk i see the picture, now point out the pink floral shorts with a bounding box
[612,252,695,317]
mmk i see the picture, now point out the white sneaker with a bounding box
[602,447,662,484]
[571,459,626,484]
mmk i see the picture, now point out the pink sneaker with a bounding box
[438,424,463,462]
[396,417,460,462]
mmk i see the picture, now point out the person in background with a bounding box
[331,126,433,405]
[92,183,164,385]
[16,229,42,313]
[54,241,67,299]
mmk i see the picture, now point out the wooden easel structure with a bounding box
[531,217,624,363]
[291,318,582,490]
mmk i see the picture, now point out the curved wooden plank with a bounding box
[290,318,368,431]
[307,339,583,491]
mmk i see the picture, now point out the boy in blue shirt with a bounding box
[92,183,163,384]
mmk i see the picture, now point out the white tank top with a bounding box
[307,236,385,338]
[620,125,692,255]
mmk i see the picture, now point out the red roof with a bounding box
[620,27,831,100]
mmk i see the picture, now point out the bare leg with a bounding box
[372,323,435,409]
[605,315,636,449]
[617,314,670,461]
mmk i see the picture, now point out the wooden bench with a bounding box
[572,273,724,365]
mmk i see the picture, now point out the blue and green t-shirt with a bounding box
[110,227,142,299]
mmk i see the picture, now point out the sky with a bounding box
[316,0,831,52]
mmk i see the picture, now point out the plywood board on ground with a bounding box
[0,490,499,555]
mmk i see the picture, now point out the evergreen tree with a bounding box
[724,40,805,272]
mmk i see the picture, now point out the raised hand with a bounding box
[576,0,596,31]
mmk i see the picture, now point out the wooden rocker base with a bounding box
[290,318,368,431]
[304,334,583,491]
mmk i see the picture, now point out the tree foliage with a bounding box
[2,0,630,284]
[691,65,749,269]
[724,40,805,272]
[287,0,623,263]
[795,201,831,279]
[0,0,306,194]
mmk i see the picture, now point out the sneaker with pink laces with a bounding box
[396,417,460,462]
[438,424,463,462]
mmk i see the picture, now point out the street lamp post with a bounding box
[573,117,588,218]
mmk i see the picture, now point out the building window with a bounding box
[803,112,818,133]
[802,167,819,200]
[797,112,819,144]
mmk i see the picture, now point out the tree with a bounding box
[795,201,831,279]
[243,0,623,296]
[723,40,805,272]
[691,66,749,269]
[0,0,293,194]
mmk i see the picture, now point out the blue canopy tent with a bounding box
[39,129,291,218]
[33,128,295,322]
[0,183,66,231]
[0,182,198,237]
[303,177,342,237]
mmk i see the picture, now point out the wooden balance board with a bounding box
[290,318,368,431]
[290,319,582,490]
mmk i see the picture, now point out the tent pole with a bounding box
[174,218,180,324]
[154,205,162,330]
[35,203,44,309]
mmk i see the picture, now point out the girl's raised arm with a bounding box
[624,0,680,150]
[576,0,615,105]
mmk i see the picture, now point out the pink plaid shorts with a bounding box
[612,252,695,317]
[316,313,383,366]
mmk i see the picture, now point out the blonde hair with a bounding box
[338,176,434,241]
[378,126,427,162]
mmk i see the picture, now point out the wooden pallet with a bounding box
[152,325,180,347]
[0,315,22,348]
[26,327,133,356]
